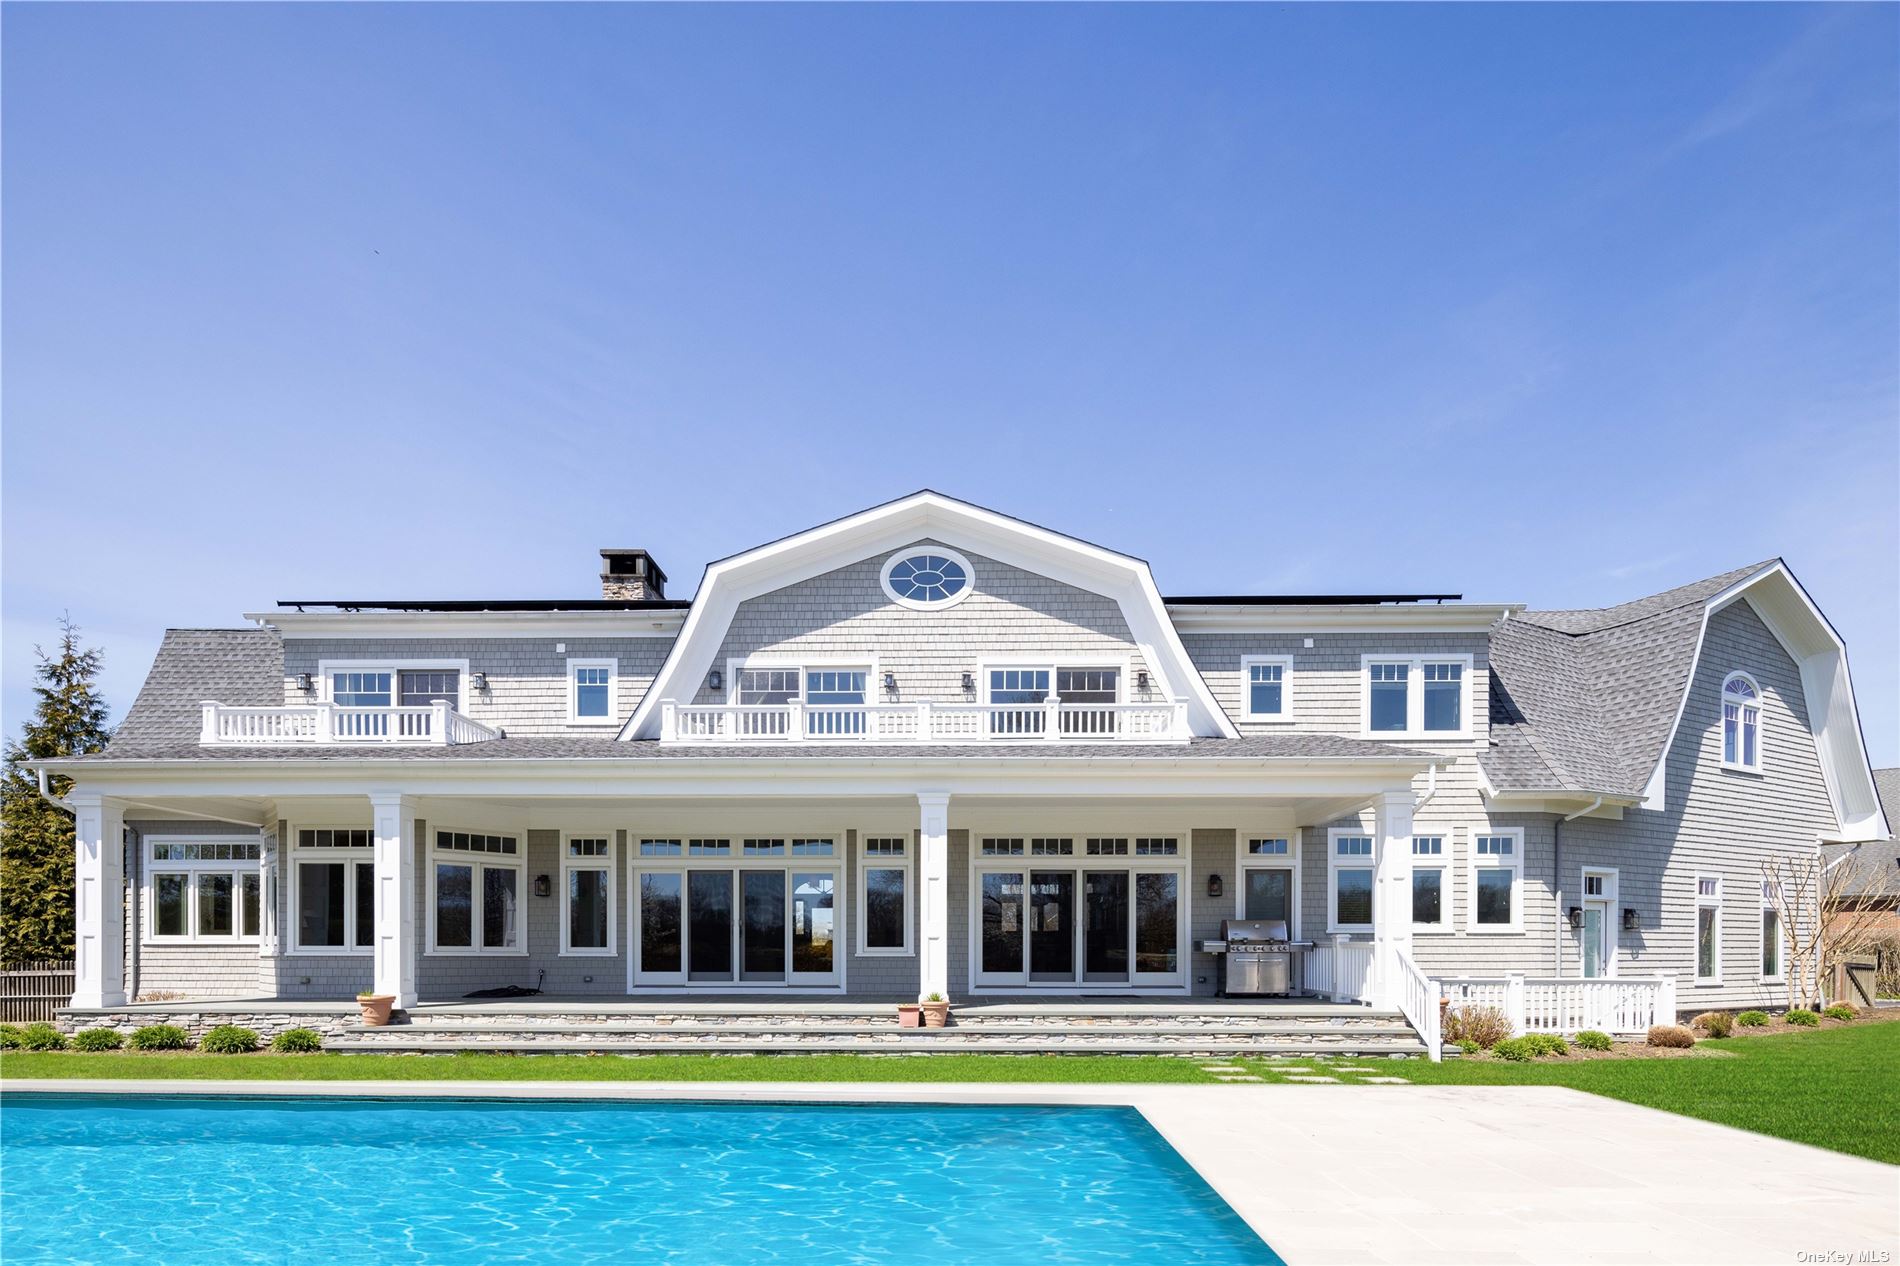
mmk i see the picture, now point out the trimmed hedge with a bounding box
[72,1028,125,1052]
[199,1025,260,1054]
[128,1024,193,1051]
[270,1028,324,1054]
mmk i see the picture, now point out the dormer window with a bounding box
[1362,655,1471,738]
[1721,672,1761,772]
[880,547,975,609]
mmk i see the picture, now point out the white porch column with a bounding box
[68,793,127,1008]
[369,792,419,1008]
[916,791,951,1001]
[1371,789,1414,1008]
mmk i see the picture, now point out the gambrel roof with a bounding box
[107,629,282,757]
[1482,560,1889,841]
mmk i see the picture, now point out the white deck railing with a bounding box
[659,698,1190,744]
[1305,935,1376,1004]
[1435,974,1675,1037]
[200,701,504,747]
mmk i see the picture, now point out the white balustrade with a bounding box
[658,699,1189,745]
[1433,973,1668,1036]
[1391,947,1442,1062]
[200,701,502,747]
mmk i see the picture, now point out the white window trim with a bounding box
[976,657,1134,705]
[1580,866,1620,977]
[142,836,263,946]
[856,835,914,957]
[426,826,528,957]
[725,656,881,704]
[567,657,619,726]
[879,545,977,611]
[1695,873,1723,986]
[1720,671,1764,774]
[317,658,470,711]
[1410,836,1449,933]
[1327,828,1375,934]
[559,832,617,956]
[1232,833,1303,942]
[1759,884,1784,984]
[1239,655,1295,723]
[1360,653,1475,740]
[1467,827,1525,934]
[286,825,374,956]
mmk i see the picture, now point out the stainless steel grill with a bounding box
[1217,918,1312,997]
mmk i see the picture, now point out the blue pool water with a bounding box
[1,1095,1283,1265]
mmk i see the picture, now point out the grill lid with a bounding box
[1221,918,1288,943]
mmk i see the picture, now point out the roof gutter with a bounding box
[35,768,71,814]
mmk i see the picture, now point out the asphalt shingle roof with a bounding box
[1479,561,1777,799]
[107,629,283,756]
[1821,768,1900,898]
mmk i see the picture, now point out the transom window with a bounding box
[1030,838,1074,856]
[1242,657,1292,720]
[146,837,262,944]
[1087,838,1129,856]
[1696,874,1723,984]
[1411,836,1446,928]
[430,829,523,955]
[981,838,1027,856]
[881,548,974,608]
[1329,832,1374,931]
[1248,839,1289,856]
[1135,838,1179,856]
[864,838,906,857]
[1470,831,1523,932]
[293,827,373,953]
[1721,673,1762,772]
[1364,656,1470,737]
[1584,874,1605,897]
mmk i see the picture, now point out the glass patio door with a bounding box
[1029,871,1076,981]
[1132,871,1181,983]
[635,871,686,985]
[1084,871,1129,983]
[979,871,1027,984]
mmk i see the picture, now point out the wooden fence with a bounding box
[0,960,74,1022]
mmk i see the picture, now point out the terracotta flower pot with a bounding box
[897,1004,923,1029]
[920,1000,949,1029]
[358,994,396,1027]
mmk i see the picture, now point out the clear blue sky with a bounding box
[4,4,1896,763]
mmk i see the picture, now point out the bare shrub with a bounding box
[1443,1005,1513,1050]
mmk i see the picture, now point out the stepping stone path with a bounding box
[1359,1076,1409,1084]
[1285,1074,1340,1083]
[1198,1062,1265,1083]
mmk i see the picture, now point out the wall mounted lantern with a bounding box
[1567,906,1584,929]
[533,874,552,899]
[1622,908,1641,931]
[295,673,314,694]
[470,671,488,692]
[1207,873,1224,900]
[707,669,724,693]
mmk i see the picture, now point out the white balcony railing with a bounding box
[200,701,504,747]
[1435,974,1676,1036]
[658,698,1191,745]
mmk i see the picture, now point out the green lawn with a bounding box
[1245,1021,1900,1165]
[5,1022,1893,1165]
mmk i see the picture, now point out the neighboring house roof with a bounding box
[106,629,283,757]
[1482,560,1888,841]
[1822,768,1900,900]
[61,732,1430,764]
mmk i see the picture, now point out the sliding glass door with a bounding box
[973,844,1185,990]
[633,850,840,988]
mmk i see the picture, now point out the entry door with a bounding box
[1084,871,1129,983]
[1029,871,1076,982]
[1581,902,1611,979]
[1131,871,1182,984]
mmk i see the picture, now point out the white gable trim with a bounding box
[1639,562,1887,841]
[620,492,1238,741]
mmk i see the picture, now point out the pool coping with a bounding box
[7,1079,1894,1265]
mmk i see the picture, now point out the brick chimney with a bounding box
[600,549,667,601]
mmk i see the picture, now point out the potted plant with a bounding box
[897,1003,922,1029]
[920,992,949,1029]
[357,988,396,1027]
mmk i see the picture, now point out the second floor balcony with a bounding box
[200,700,503,747]
[657,698,1190,745]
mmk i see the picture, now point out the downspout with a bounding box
[1555,797,1606,978]
[1413,761,1440,814]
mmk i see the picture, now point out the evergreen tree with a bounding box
[1,619,113,963]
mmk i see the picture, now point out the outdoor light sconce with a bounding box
[883,671,898,695]
[1136,670,1150,693]
[707,669,724,693]
[1207,873,1224,900]
[294,673,314,694]
[960,671,975,694]
[470,671,488,692]
[1567,906,1584,929]
[1622,908,1641,931]
[533,874,552,899]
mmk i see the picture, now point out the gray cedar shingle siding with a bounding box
[695,541,1158,706]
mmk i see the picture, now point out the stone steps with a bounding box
[325,1034,1428,1056]
[343,1017,1409,1037]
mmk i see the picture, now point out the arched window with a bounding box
[1721,672,1761,772]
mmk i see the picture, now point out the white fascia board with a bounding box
[252,611,685,639]
[1638,562,1888,840]
[619,491,1238,740]
[47,754,1438,802]
[1165,603,1522,634]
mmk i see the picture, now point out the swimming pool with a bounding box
[2,1094,1283,1264]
